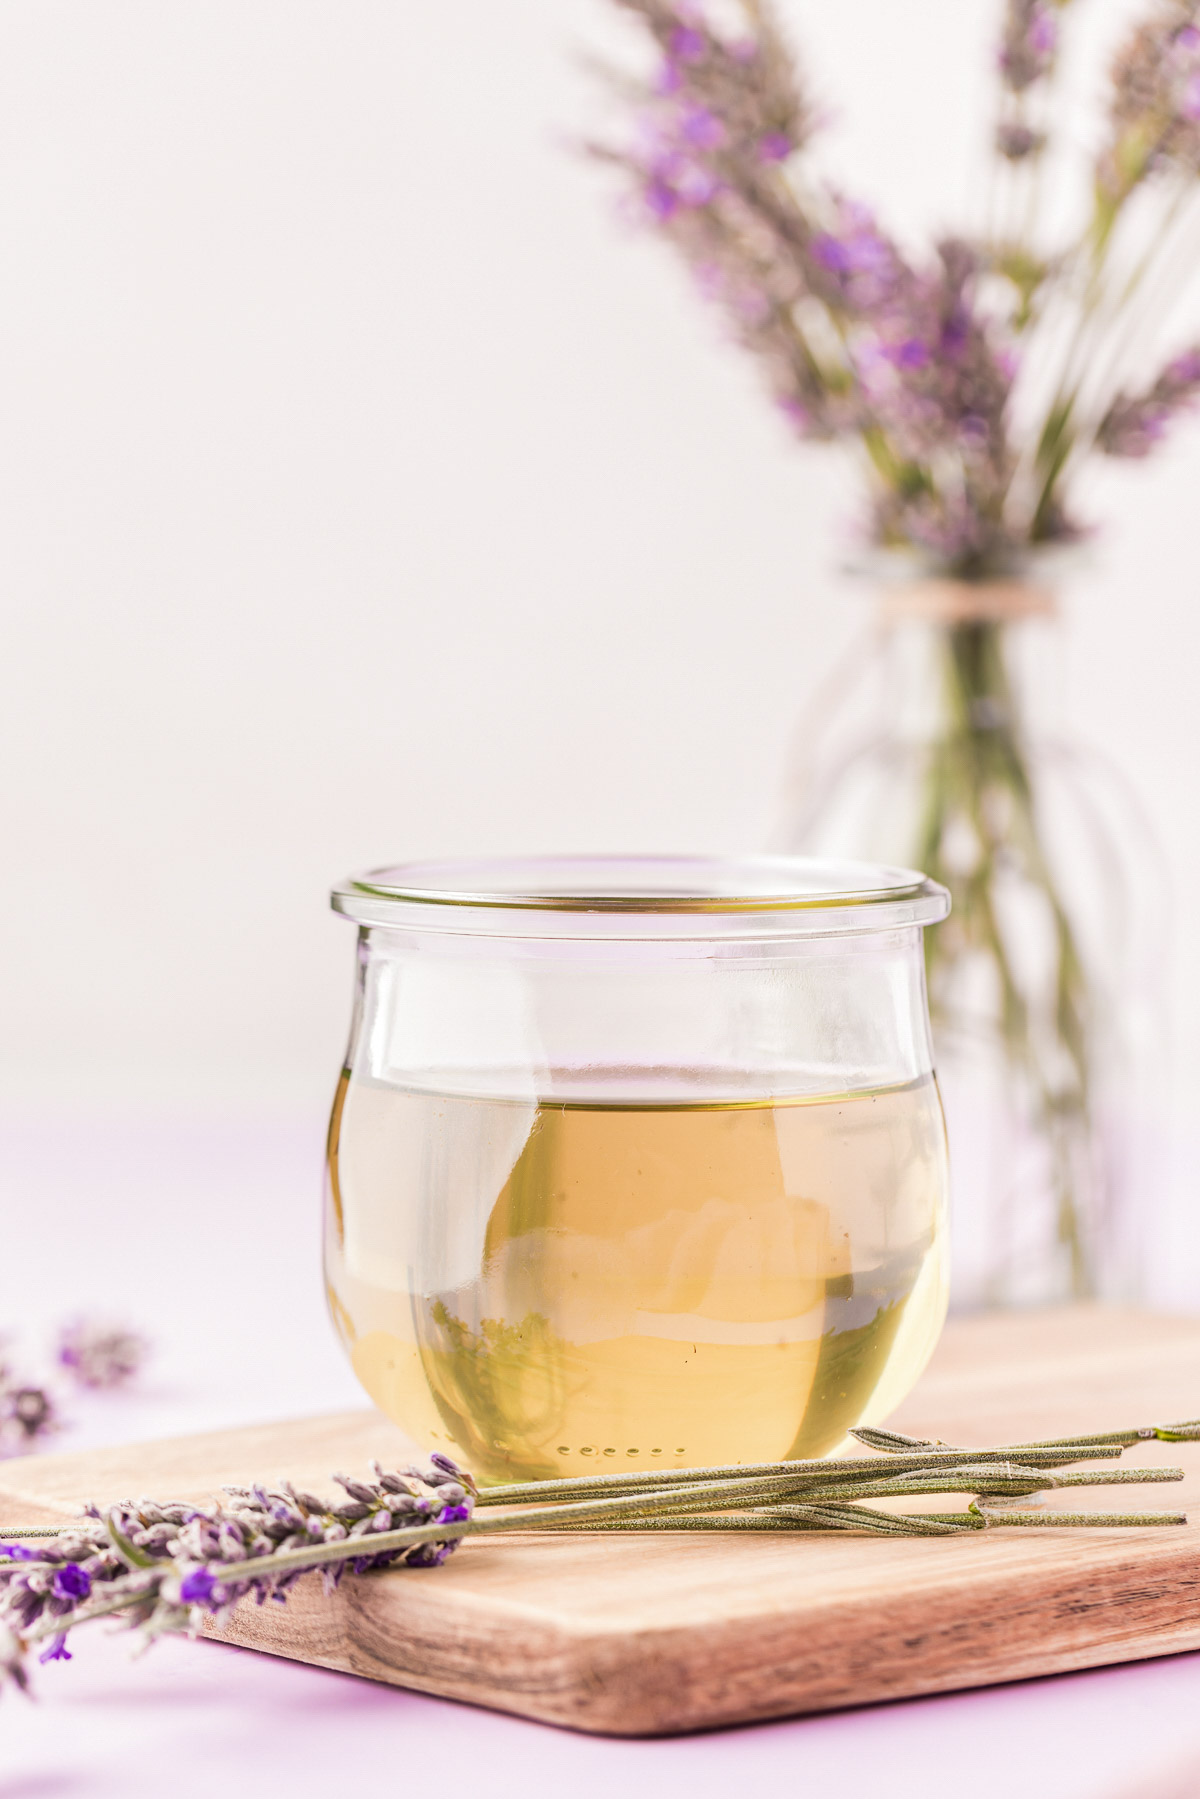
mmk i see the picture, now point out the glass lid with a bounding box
[331,854,950,937]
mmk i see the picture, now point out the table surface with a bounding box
[2,1108,1200,1799]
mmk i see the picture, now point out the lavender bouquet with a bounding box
[588,0,1200,1302]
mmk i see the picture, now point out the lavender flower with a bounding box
[0,1455,477,1698]
[57,1320,147,1392]
[1098,347,1200,455]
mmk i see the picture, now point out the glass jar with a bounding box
[324,854,951,1486]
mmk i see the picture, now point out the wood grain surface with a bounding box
[4,1306,1200,1736]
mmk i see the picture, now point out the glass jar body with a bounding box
[324,870,950,1485]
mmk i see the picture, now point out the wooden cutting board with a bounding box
[4,1306,1200,1736]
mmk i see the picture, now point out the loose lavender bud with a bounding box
[0,1378,58,1458]
[996,120,1045,160]
[57,1321,147,1392]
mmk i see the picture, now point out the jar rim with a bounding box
[331,854,949,932]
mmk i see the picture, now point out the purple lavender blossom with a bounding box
[38,1634,70,1665]
[669,25,706,62]
[756,130,792,162]
[808,201,905,315]
[178,1568,218,1605]
[678,104,725,148]
[51,1565,90,1603]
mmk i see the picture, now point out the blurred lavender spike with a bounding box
[1097,348,1200,456]
[1103,1,1200,200]
[998,0,1060,95]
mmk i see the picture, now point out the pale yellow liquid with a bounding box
[324,1074,948,1485]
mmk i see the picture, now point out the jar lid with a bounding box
[331,855,949,939]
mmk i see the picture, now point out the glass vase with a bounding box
[774,576,1166,1310]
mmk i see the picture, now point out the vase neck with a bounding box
[877,587,1066,741]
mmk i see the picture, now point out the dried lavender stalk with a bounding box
[1,1419,1190,1699]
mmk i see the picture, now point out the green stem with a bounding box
[915,618,1094,1298]
[473,1442,1115,1506]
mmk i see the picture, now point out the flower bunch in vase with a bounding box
[587,0,1199,1305]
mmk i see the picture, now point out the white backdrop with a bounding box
[0,0,1193,1143]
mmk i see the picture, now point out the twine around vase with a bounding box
[879,577,1055,626]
